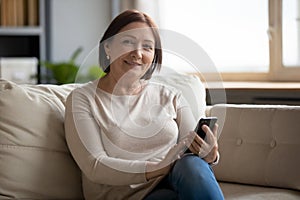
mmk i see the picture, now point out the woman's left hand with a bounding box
[188,123,219,164]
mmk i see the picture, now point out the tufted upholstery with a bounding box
[209,104,300,199]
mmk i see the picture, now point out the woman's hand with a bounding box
[188,123,219,164]
[145,137,189,180]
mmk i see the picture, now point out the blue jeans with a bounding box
[144,155,224,200]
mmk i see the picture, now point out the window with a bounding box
[282,0,300,67]
[156,0,300,81]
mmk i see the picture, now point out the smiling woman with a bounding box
[64,9,224,200]
[99,10,162,80]
[101,22,156,95]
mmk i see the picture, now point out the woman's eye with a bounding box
[122,40,135,45]
[143,44,153,50]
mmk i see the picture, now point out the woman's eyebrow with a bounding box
[144,39,154,44]
[121,34,154,43]
[121,34,136,39]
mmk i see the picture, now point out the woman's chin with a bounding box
[125,66,147,77]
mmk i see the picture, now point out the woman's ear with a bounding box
[104,41,111,57]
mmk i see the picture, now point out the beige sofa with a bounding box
[0,77,300,200]
[208,104,300,199]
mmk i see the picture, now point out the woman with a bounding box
[65,9,224,200]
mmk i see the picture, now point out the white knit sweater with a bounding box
[65,80,197,200]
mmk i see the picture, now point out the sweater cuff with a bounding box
[209,151,220,166]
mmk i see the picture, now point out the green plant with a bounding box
[76,65,106,83]
[40,47,105,85]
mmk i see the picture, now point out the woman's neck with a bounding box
[98,73,145,95]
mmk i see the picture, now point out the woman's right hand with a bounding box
[145,137,191,180]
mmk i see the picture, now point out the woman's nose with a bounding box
[131,46,142,59]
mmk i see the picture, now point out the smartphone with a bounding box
[184,117,218,154]
[194,117,218,139]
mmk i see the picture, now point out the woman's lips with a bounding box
[124,60,142,66]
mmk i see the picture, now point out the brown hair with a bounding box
[99,9,162,80]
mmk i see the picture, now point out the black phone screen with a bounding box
[194,117,218,139]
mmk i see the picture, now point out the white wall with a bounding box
[49,0,111,67]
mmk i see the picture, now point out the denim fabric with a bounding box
[144,155,224,200]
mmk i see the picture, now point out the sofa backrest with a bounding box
[152,73,206,120]
[210,104,300,191]
[0,79,83,199]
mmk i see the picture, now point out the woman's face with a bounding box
[104,22,155,80]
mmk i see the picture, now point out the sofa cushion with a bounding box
[211,104,300,191]
[152,72,206,120]
[0,79,83,199]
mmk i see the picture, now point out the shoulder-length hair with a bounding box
[99,9,162,80]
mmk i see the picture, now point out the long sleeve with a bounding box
[64,89,147,186]
[175,92,199,140]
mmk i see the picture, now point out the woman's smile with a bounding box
[124,60,143,67]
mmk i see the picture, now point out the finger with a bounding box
[202,125,218,147]
[190,140,201,154]
[202,125,214,142]
[198,146,210,158]
[191,131,204,147]
[212,123,219,138]
[189,141,201,155]
[188,143,197,154]
[191,130,214,154]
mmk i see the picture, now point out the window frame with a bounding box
[269,0,300,81]
[194,0,300,82]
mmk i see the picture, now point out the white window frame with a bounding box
[216,0,300,82]
[269,0,300,81]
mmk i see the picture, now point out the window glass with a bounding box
[282,0,300,67]
[159,0,269,73]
